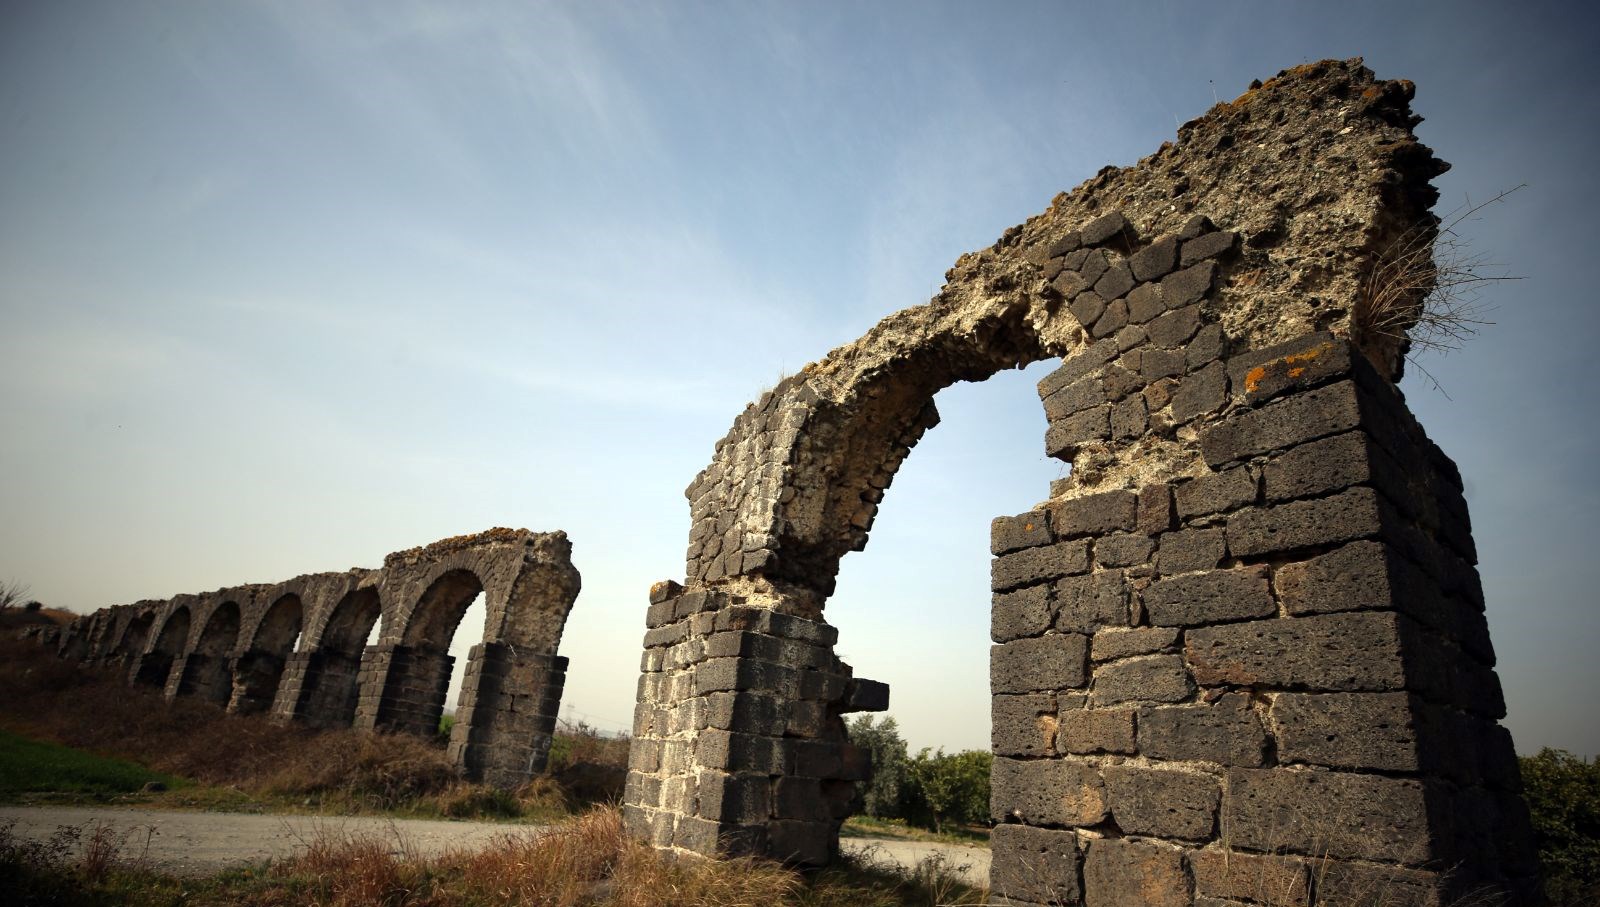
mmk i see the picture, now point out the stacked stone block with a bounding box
[988,331,1535,906]
[446,643,568,788]
[228,650,289,715]
[624,581,888,865]
[271,649,365,728]
[353,643,455,739]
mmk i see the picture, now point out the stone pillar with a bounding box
[987,334,1536,907]
[129,652,174,688]
[353,643,453,739]
[227,650,287,715]
[271,649,364,728]
[168,653,233,705]
[446,642,569,788]
[624,585,887,864]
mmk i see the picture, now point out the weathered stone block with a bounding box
[1046,406,1111,459]
[990,824,1083,905]
[1094,261,1135,302]
[1109,392,1147,440]
[696,730,781,773]
[767,819,828,865]
[1038,339,1119,398]
[1181,230,1237,266]
[1130,235,1179,281]
[1225,487,1386,557]
[992,757,1107,826]
[1137,694,1267,766]
[1069,290,1107,328]
[1137,483,1176,534]
[1044,375,1109,421]
[1187,323,1226,370]
[992,511,1053,554]
[1160,261,1216,312]
[1127,282,1165,323]
[1057,707,1135,755]
[1263,431,1390,503]
[1171,360,1228,423]
[697,771,772,824]
[1090,654,1193,706]
[1228,333,1352,404]
[1083,838,1190,907]
[1054,571,1130,633]
[843,678,889,713]
[993,584,1053,642]
[1189,848,1310,907]
[1050,489,1138,539]
[1271,692,1420,771]
[1080,210,1132,247]
[1141,347,1186,380]
[1091,626,1180,662]
[993,693,1058,757]
[1223,768,1442,864]
[1148,303,1204,348]
[1105,765,1220,839]
[1094,533,1155,568]
[1200,380,1363,467]
[1186,611,1406,691]
[773,776,828,822]
[1275,540,1397,616]
[1141,566,1275,627]
[993,540,1091,591]
[992,634,1089,692]
[1155,528,1226,575]
[1175,468,1257,519]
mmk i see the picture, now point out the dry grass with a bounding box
[0,637,616,819]
[1352,186,1523,384]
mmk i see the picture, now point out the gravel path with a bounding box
[0,805,990,885]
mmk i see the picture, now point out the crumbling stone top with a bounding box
[680,59,1446,606]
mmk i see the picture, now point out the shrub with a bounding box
[1520,748,1600,906]
[846,715,909,820]
[902,748,991,834]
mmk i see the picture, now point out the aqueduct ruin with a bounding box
[48,528,579,789]
[625,60,1538,905]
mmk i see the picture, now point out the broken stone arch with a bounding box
[626,59,1537,905]
[46,529,581,791]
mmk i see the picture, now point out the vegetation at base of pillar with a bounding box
[1519,748,1600,907]
[846,715,992,836]
[0,806,988,907]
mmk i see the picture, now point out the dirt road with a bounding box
[0,805,990,885]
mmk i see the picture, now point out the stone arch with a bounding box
[365,567,485,739]
[176,599,241,704]
[228,593,303,715]
[133,604,190,688]
[626,60,1535,905]
[112,609,157,661]
[276,586,384,729]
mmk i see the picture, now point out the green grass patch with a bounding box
[0,730,186,797]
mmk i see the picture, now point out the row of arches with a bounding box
[51,529,581,788]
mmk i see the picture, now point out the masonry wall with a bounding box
[623,60,1536,906]
[988,330,1536,906]
[34,528,581,790]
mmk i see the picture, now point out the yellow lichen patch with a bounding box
[1023,522,1035,532]
[1243,342,1332,393]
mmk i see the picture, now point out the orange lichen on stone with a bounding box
[1243,343,1333,393]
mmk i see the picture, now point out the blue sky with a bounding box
[2,1,1596,756]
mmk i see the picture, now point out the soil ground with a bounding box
[0,804,992,885]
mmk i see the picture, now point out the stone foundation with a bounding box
[446,643,568,787]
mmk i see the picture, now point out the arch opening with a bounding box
[134,606,190,688]
[291,588,383,729]
[115,612,156,662]
[230,594,303,715]
[178,601,240,705]
[375,569,485,740]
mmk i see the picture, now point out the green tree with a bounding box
[904,747,992,834]
[846,714,909,819]
[1520,748,1600,906]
